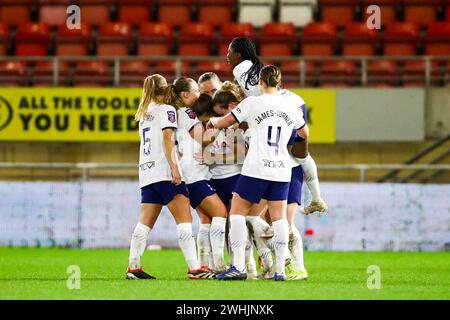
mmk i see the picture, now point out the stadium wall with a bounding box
[336,89,425,142]
[0,181,449,251]
[426,88,450,139]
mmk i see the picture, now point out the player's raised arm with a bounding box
[207,113,237,130]
[208,95,252,130]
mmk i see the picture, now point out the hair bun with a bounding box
[221,81,235,91]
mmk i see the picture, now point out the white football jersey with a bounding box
[280,89,306,111]
[231,94,305,182]
[208,128,243,179]
[233,60,262,97]
[279,89,308,169]
[138,103,180,188]
[177,107,212,184]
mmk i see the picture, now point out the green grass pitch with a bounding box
[0,248,449,300]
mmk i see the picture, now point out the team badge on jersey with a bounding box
[167,111,176,123]
[185,109,197,119]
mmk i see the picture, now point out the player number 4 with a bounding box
[267,126,281,156]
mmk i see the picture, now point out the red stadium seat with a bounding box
[78,0,113,26]
[15,23,51,56]
[301,22,337,56]
[446,3,450,21]
[320,0,357,27]
[153,60,189,83]
[404,0,440,26]
[0,23,9,56]
[319,60,358,87]
[158,0,195,27]
[342,23,378,56]
[402,60,440,87]
[74,61,110,87]
[119,60,150,87]
[218,23,254,56]
[39,0,72,27]
[259,22,296,56]
[191,61,232,80]
[178,23,214,56]
[384,22,420,56]
[56,23,92,56]
[138,22,173,56]
[362,0,400,27]
[279,60,316,87]
[32,61,70,86]
[118,1,153,26]
[198,0,235,27]
[425,22,450,55]
[97,22,131,56]
[0,61,27,86]
[0,0,31,26]
[367,60,399,87]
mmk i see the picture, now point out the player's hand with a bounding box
[171,166,182,186]
[206,120,215,130]
[206,117,220,129]
[194,152,215,165]
[193,152,204,164]
[203,128,219,144]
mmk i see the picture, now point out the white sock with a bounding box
[227,233,234,265]
[245,234,257,276]
[128,222,150,269]
[298,153,321,201]
[210,217,227,270]
[229,215,247,272]
[272,219,289,275]
[289,224,305,271]
[246,216,273,272]
[177,223,200,271]
[197,224,212,268]
[246,216,272,234]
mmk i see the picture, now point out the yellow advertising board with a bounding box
[0,88,141,142]
[291,89,336,144]
[0,88,335,143]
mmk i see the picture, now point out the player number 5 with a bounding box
[142,128,151,156]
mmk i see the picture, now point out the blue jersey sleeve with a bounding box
[287,130,298,146]
[300,104,307,123]
[291,104,307,143]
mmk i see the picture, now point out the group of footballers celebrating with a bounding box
[126,37,328,281]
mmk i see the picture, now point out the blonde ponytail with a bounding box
[163,77,195,109]
[163,84,181,109]
[135,74,167,121]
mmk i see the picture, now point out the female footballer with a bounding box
[210,66,308,281]
[164,77,228,273]
[126,74,215,280]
